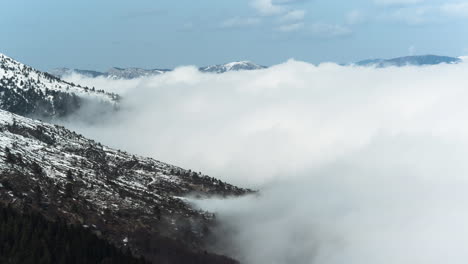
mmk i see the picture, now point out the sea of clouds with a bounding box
[62,59,468,263]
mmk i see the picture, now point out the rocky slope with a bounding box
[0,53,119,119]
[0,109,249,263]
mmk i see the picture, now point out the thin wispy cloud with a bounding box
[119,9,166,20]
[220,17,262,28]
[346,10,366,25]
[279,10,306,22]
[374,0,425,6]
[248,0,353,37]
[441,2,468,18]
[361,2,468,26]
[309,23,353,37]
[272,0,309,3]
[408,45,416,55]
[381,6,433,25]
[250,0,285,15]
[277,22,305,32]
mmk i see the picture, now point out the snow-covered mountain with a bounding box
[354,55,462,67]
[50,61,267,79]
[0,53,119,118]
[49,55,463,82]
[49,67,171,80]
[199,61,267,73]
[106,67,171,79]
[0,109,248,263]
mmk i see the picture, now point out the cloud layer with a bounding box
[62,60,468,263]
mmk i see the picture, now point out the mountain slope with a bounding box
[355,55,462,67]
[0,110,248,263]
[0,53,119,119]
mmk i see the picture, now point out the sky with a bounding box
[1,0,468,70]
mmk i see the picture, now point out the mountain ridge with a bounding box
[49,54,463,81]
[49,61,267,79]
[354,54,462,67]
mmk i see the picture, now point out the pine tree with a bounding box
[4,146,15,163]
[66,169,73,181]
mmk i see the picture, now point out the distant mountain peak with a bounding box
[354,54,462,67]
[106,67,171,79]
[199,61,267,73]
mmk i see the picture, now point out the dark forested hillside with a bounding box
[0,204,148,264]
[0,204,238,264]
[0,110,247,263]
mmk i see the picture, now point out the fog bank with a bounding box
[63,60,468,263]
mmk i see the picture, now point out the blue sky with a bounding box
[1,0,468,70]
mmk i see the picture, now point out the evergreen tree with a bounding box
[4,146,15,163]
[66,169,73,181]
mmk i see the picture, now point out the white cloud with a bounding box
[220,17,261,28]
[250,0,285,15]
[441,2,468,17]
[249,0,310,33]
[250,0,307,16]
[279,9,306,22]
[346,9,366,25]
[63,60,468,187]
[383,6,432,24]
[277,22,304,32]
[64,60,468,263]
[310,23,352,37]
[408,45,416,55]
